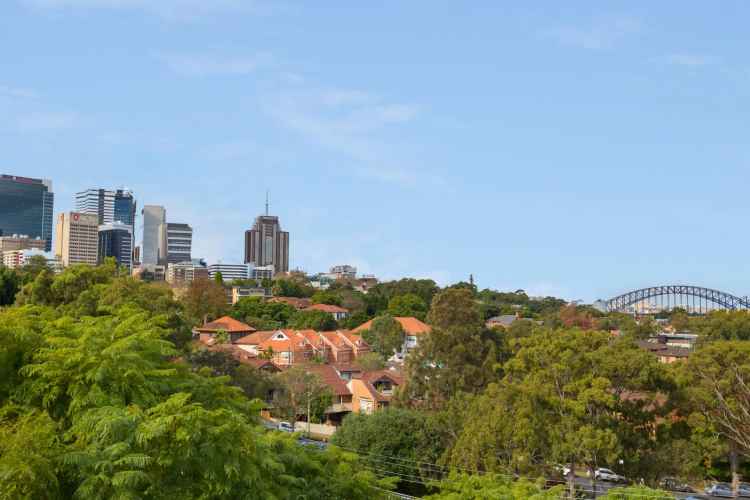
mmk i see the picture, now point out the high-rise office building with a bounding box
[98,222,133,272]
[54,212,99,266]
[0,174,54,251]
[208,263,253,282]
[166,223,192,264]
[141,205,167,266]
[244,199,289,274]
[75,188,136,226]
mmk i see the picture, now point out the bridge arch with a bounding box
[604,285,750,314]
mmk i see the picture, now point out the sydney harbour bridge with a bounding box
[599,285,750,314]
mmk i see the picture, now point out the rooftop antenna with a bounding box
[265,191,270,216]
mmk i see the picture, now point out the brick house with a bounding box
[347,370,403,414]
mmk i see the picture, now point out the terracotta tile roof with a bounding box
[235,331,275,345]
[361,369,404,386]
[242,358,282,371]
[337,330,368,348]
[321,331,351,349]
[356,370,402,403]
[352,316,431,336]
[197,316,256,334]
[306,303,349,314]
[303,364,351,397]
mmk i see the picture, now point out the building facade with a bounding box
[98,222,133,271]
[166,223,192,264]
[0,235,47,253]
[0,174,54,251]
[141,205,167,266]
[166,259,208,285]
[244,215,289,274]
[75,188,136,226]
[208,263,253,282]
[54,212,99,266]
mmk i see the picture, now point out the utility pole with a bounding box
[307,387,312,438]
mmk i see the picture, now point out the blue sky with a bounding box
[2,1,749,302]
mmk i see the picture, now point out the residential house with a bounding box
[318,330,370,364]
[230,286,269,305]
[304,364,354,425]
[348,370,403,414]
[234,329,323,366]
[234,328,370,367]
[352,316,431,359]
[305,303,350,322]
[268,297,312,310]
[194,316,256,343]
[637,340,691,364]
[486,314,519,329]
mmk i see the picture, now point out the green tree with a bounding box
[19,254,52,284]
[213,271,224,284]
[312,290,343,306]
[289,309,337,331]
[398,289,504,409]
[680,341,750,494]
[0,266,20,306]
[359,315,404,358]
[356,352,386,371]
[387,293,428,321]
[426,473,564,500]
[0,409,62,500]
[274,367,332,424]
[693,310,750,341]
[273,278,314,298]
[0,262,392,500]
[182,278,228,325]
[332,408,447,491]
[230,296,296,330]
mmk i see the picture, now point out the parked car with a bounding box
[594,468,628,484]
[704,483,733,498]
[658,477,694,493]
[740,482,750,497]
[683,496,709,500]
[277,421,294,433]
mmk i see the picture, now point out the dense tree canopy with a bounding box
[0,265,392,499]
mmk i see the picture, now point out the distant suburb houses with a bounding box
[192,314,429,423]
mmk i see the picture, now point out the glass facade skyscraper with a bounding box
[75,188,136,225]
[98,222,133,272]
[0,174,54,251]
[166,223,192,264]
[141,205,166,266]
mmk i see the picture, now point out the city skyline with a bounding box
[3,2,749,301]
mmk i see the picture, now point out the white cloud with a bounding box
[17,111,78,131]
[158,52,273,76]
[21,0,268,21]
[0,85,38,99]
[261,85,424,186]
[545,16,641,50]
[663,53,713,67]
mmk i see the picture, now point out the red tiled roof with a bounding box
[352,316,431,336]
[235,331,275,345]
[306,303,349,314]
[304,364,351,396]
[337,330,368,348]
[361,369,404,386]
[197,316,256,334]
